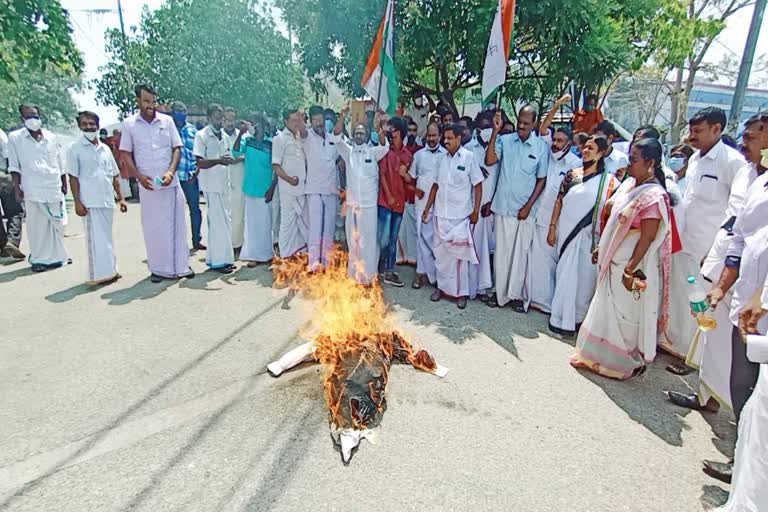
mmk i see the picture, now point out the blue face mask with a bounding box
[570,145,582,158]
[171,111,187,125]
[325,119,334,133]
[668,156,686,172]
[370,131,379,144]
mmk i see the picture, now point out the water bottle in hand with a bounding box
[688,275,717,331]
[153,176,164,187]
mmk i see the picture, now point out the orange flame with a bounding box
[272,247,436,430]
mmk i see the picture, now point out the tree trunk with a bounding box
[669,66,684,144]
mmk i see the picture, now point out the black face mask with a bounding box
[407,134,416,145]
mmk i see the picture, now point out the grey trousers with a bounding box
[730,325,760,423]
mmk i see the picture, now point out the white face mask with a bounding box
[82,130,98,141]
[479,128,493,143]
[24,117,42,132]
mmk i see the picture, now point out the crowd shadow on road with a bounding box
[383,265,548,360]
[700,484,729,509]
[45,283,103,303]
[0,297,288,511]
[575,352,735,450]
[100,276,176,305]
[0,265,35,284]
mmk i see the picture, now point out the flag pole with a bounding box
[375,0,392,115]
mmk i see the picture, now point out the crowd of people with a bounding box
[1,83,766,510]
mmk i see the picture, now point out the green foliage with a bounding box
[276,0,665,114]
[0,0,83,82]
[0,64,81,129]
[95,0,304,118]
[649,0,725,69]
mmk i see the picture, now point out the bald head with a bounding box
[517,105,538,141]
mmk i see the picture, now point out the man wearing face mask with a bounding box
[528,94,582,313]
[170,101,204,251]
[667,144,694,197]
[193,104,235,274]
[572,94,603,135]
[409,121,444,289]
[8,104,69,272]
[67,111,127,285]
[463,111,497,301]
[485,106,549,311]
[396,117,422,267]
[303,105,341,271]
[332,107,389,284]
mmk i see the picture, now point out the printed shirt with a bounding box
[410,145,445,212]
[303,128,339,195]
[119,112,183,187]
[434,146,484,220]
[681,140,746,260]
[491,132,549,217]
[332,133,389,208]
[271,129,307,197]
[7,128,64,202]
[193,126,232,194]
[176,123,198,181]
[66,137,119,208]
[377,144,413,214]
[233,134,273,198]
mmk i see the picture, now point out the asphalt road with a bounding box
[0,204,735,511]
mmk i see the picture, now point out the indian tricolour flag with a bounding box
[481,0,516,105]
[361,0,397,115]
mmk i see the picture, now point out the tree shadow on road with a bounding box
[100,277,176,305]
[574,352,734,446]
[380,265,548,360]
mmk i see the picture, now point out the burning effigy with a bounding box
[266,249,448,463]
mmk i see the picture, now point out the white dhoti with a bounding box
[529,223,557,313]
[660,251,701,358]
[278,193,308,258]
[397,202,418,264]
[140,186,191,278]
[416,208,437,284]
[494,214,535,308]
[271,186,281,243]
[230,163,246,249]
[550,229,598,334]
[468,215,493,298]
[83,207,118,284]
[346,205,379,285]
[204,191,234,269]
[434,217,479,298]
[25,200,68,267]
[240,195,273,263]
[717,366,768,512]
[686,293,734,410]
[307,193,337,269]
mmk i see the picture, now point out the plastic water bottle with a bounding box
[688,275,717,331]
[153,176,163,186]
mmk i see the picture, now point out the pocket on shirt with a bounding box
[696,174,721,201]
[520,155,538,176]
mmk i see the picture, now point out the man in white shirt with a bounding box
[404,91,431,140]
[0,126,25,260]
[194,104,235,274]
[422,124,484,309]
[119,84,193,283]
[223,109,246,252]
[529,95,582,312]
[661,107,746,365]
[668,116,766,416]
[464,111,498,300]
[593,120,628,177]
[409,121,444,289]
[67,111,128,285]
[272,109,309,259]
[304,105,341,271]
[8,104,69,271]
[332,106,388,285]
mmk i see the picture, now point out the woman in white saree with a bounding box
[547,136,619,336]
[571,138,678,380]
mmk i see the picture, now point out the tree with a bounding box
[605,66,673,135]
[0,64,82,129]
[0,0,83,82]
[275,0,663,116]
[94,0,304,118]
[649,0,754,143]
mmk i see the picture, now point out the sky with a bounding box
[63,0,768,126]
